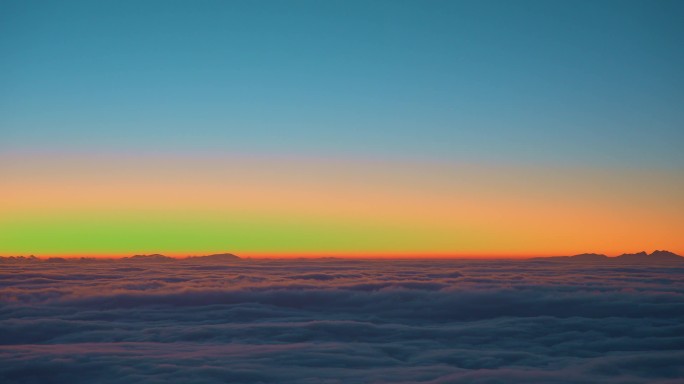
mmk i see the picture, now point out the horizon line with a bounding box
[2,250,680,260]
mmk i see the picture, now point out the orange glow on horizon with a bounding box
[2,152,683,257]
[13,249,684,260]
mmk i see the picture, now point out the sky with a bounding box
[1,0,683,257]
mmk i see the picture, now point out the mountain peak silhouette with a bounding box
[187,253,241,261]
[533,250,682,263]
[648,250,682,260]
[126,254,174,262]
[616,250,682,262]
[618,251,648,258]
[571,253,608,260]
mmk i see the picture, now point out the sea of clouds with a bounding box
[1,258,683,383]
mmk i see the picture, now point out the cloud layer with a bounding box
[1,258,683,383]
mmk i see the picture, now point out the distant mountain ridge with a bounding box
[125,254,175,262]
[0,253,241,263]
[569,253,608,261]
[616,250,682,262]
[124,253,241,262]
[1,251,681,263]
[186,253,241,261]
[533,250,682,262]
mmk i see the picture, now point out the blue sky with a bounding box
[2,0,683,167]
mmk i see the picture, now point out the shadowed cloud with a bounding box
[1,257,683,383]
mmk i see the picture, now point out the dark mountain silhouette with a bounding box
[124,254,175,262]
[0,255,39,263]
[570,253,608,261]
[648,250,682,260]
[45,257,68,263]
[617,250,683,262]
[0,253,242,262]
[531,253,607,262]
[186,253,241,261]
[533,251,682,263]
[616,251,648,261]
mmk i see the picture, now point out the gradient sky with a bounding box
[1,0,683,257]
